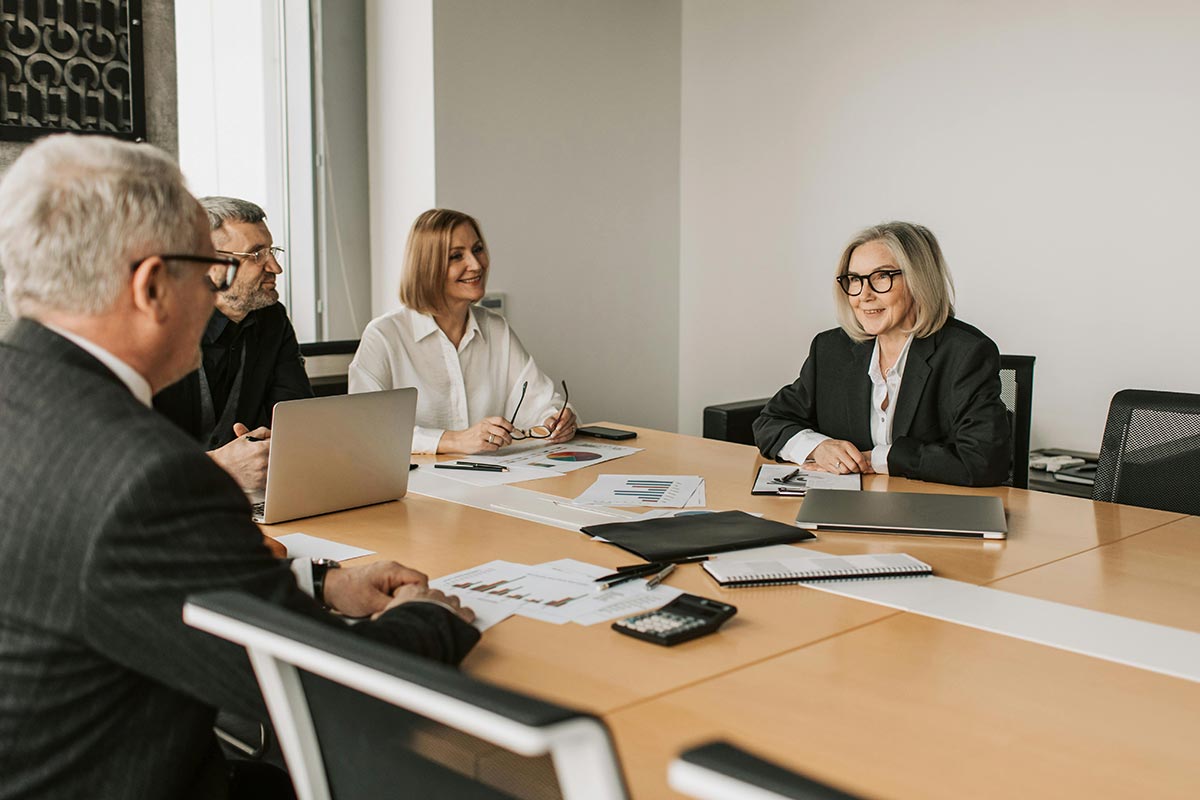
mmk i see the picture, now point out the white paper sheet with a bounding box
[468,441,641,474]
[275,533,375,561]
[572,475,706,508]
[752,464,861,494]
[426,463,564,487]
[430,558,681,627]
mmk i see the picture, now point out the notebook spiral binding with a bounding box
[723,563,930,586]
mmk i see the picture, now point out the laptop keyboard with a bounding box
[251,502,266,523]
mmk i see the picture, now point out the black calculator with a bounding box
[612,593,737,646]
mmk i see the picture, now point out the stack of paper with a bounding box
[429,558,682,630]
[571,474,706,508]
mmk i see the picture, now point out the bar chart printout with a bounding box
[571,475,705,507]
[431,559,683,625]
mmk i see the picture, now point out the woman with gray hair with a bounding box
[753,221,1011,487]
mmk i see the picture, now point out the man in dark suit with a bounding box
[154,196,312,490]
[0,134,478,800]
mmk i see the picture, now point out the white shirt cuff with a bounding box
[871,444,891,474]
[290,558,315,598]
[412,426,444,454]
[778,429,830,464]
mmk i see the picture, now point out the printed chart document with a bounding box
[431,558,681,628]
[430,463,563,487]
[752,464,861,495]
[572,475,706,508]
[469,441,641,474]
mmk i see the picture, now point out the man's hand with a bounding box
[375,584,476,625]
[321,560,431,618]
[208,423,271,489]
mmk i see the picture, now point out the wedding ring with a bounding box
[835,460,843,470]
[488,434,495,445]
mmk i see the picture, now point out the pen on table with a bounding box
[433,462,508,472]
[596,555,711,581]
[644,563,676,590]
[595,570,652,591]
[770,468,800,484]
[594,564,663,583]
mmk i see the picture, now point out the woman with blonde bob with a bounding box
[350,209,574,454]
[753,222,1010,486]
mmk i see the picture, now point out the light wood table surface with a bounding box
[264,425,1197,797]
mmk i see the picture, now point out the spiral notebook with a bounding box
[702,552,932,587]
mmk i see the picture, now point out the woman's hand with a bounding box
[544,407,577,443]
[808,440,874,475]
[440,417,515,454]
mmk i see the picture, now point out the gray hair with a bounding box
[833,221,956,343]
[0,134,199,317]
[198,196,266,232]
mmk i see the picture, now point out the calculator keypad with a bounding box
[619,612,704,635]
[612,594,737,646]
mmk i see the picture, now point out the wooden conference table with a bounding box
[262,426,1200,799]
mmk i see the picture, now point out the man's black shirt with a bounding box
[155,303,313,448]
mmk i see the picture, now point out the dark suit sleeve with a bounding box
[753,337,821,459]
[888,336,1012,487]
[79,448,478,720]
[267,315,314,409]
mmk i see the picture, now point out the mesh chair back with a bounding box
[670,741,866,800]
[300,339,359,397]
[184,591,628,800]
[998,355,1035,489]
[1093,389,1200,515]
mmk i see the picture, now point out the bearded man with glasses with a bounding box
[154,197,312,491]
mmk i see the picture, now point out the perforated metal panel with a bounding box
[1094,390,1200,515]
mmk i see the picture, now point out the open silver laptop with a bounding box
[251,388,416,524]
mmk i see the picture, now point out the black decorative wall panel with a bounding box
[0,0,145,141]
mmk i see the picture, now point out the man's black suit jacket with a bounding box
[0,321,479,800]
[154,303,312,448]
[753,318,1012,487]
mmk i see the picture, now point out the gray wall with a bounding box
[1,0,178,330]
[431,0,682,431]
[317,0,372,340]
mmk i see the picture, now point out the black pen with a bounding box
[457,461,510,471]
[597,556,710,583]
[434,463,508,472]
[596,571,654,591]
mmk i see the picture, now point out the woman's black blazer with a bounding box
[752,317,1012,487]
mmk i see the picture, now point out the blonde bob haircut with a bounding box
[833,221,956,343]
[399,208,487,315]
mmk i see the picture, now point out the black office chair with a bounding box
[998,355,1035,489]
[184,591,629,800]
[299,339,358,397]
[702,354,1034,489]
[1092,389,1200,515]
[669,741,866,800]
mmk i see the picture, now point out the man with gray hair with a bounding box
[154,196,312,490]
[0,135,478,800]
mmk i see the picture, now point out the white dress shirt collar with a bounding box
[410,307,486,351]
[42,322,154,407]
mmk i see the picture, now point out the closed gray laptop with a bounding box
[794,489,1008,539]
[254,388,416,524]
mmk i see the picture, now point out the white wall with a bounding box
[428,0,682,430]
[365,0,436,321]
[679,0,1200,451]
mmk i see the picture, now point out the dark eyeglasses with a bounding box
[836,269,903,296]
[509,380,569,440]
[216,245,285,266]
[130,254,241,292]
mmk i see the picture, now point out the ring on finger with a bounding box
[487,434,495,445]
